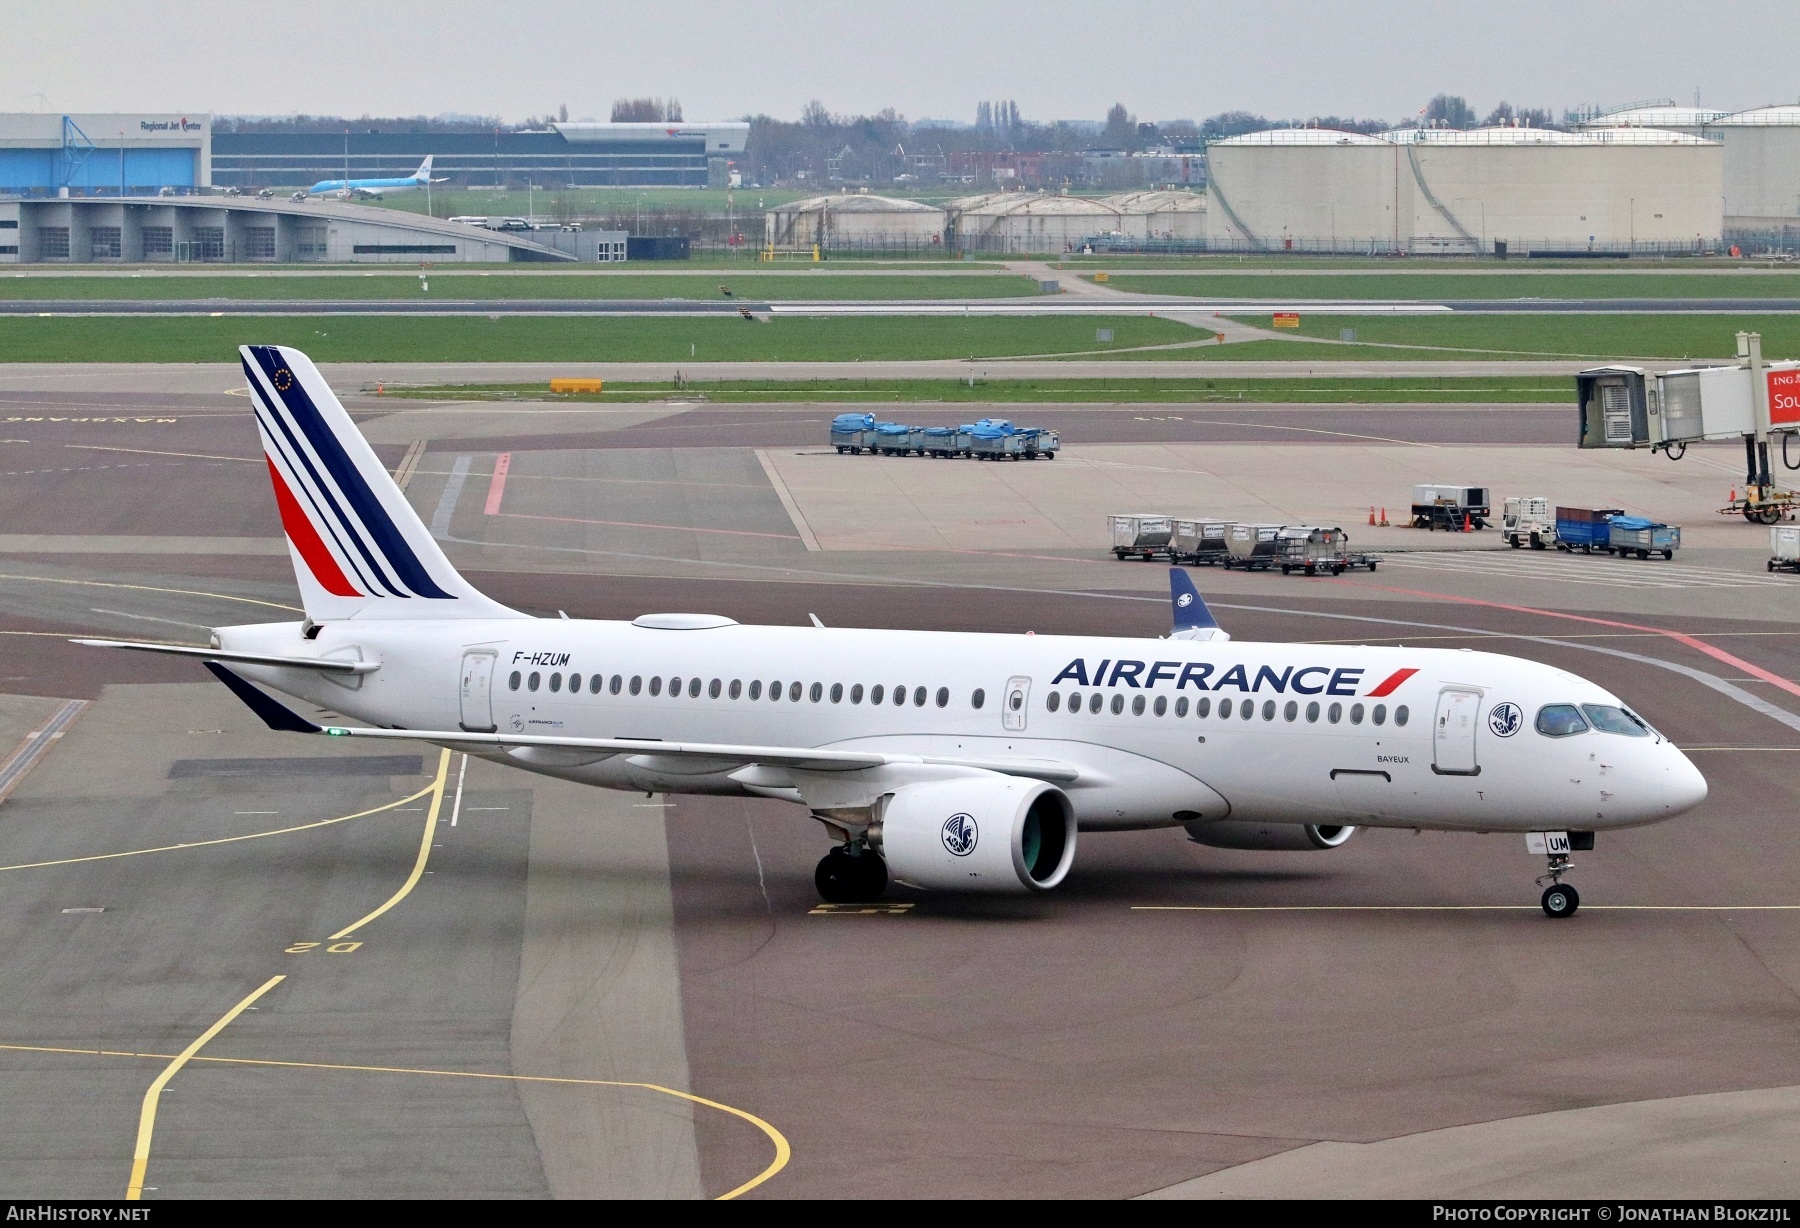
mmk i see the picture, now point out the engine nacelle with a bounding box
[1183,820,1356,851]
[875,777,1076,894]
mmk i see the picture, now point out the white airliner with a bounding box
[80,346,1708,918]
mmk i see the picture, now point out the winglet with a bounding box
[204,662,324,733]
[1169,568,1230,642]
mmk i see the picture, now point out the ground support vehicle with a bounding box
[1722,486,1800,525]
[1502,496,1556,550]
[1021,428,1060,459]
[972,427,1028,460]
[1222,523,1286,571]
[831,412,877,454]
[1411,484,1491,531]
[1554,507,1624,554]
[1275,526,1380,576]
[872,423,916,456]
[1607,516,1680,561]
[1173,519,1233,566]
[1110,514,1173,561]
[1769,525,1800,573]
[922,426,961,458]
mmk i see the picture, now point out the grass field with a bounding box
[0,272,1039,301]
[1099,273,1800,300]
[1209,313,1800,361]
[388,374,1568,403]
[0,313,1214,363]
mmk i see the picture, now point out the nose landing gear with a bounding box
[1536,853,1579,918]
[815,844,888,904]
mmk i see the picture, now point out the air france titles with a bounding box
[1050,659,1418,698]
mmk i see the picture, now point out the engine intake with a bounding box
[1184,820,1356,851]
[875,777,1076,894]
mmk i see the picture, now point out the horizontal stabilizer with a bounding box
[73,638,378,674]
[204,663,325,733]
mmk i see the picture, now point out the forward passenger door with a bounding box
[1002,676,1031,732]
[1432,687,1480,775]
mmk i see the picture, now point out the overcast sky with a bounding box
[7,1,1797,125]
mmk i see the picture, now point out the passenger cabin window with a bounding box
[730,679,742,699]
[892,685,905,707]
[528,672,541,692]
[1328,702,1342,723]
[1372,704,1387,726]
[1582,704,1650,736]
[1195,697,1210,718]
[1349,703,1364,725]
[871,685,885,704]
[935,687,949,708]
[971,688,984,709]
[508,671,521,691]
[629,675,642,695]
[1394,704,1409,727]
[852,684,865,704]
[689,678,702,698]
[610,675,623,695]
[1088,693,1102,714]
[591,674,604,694]
[649,677,663,697]
[831,683,843,703]
[710,679,722,699]
[1174,697,1188,717]
[810,682,823,703]
[1219,698,1233,718]
[1536,704,1589,737]
[1047,692,1062,712]
[769,680,781,701]
[913,686,927,707]
[749,680,763,700]
[549,673,562,693]
[790,682,804,702]
[1110,694,1125,715]
[1154,696,1167,716]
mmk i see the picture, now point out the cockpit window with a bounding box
[1535,704,1589,737]
[1582,704,1651,737]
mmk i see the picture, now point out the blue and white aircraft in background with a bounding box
[306,155,441,200]
[78,347,1709,919]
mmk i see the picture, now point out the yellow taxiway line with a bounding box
[125,975,287,1200]
[2,1039,788,1200]
[0,781,438,873]
[328,749,450,940]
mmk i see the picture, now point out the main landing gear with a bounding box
[815,844,888,904]
[1536,852,1579,919]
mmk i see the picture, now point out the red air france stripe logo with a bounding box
[266,458,362,597]
[1365,668,1418,698]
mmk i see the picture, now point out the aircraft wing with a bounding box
[74,638,379,674]
[204,663,1083,784]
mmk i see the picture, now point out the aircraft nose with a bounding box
[1663,747,1709,817]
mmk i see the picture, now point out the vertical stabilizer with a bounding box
[241,344,523,622]
[1169,568,1230,642]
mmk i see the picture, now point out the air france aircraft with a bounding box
[307,156,441,200]
[80,346,1709,918]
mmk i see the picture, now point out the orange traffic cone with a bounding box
[1379,507,1389,527]
[1462,512,1472,532]
[1729,486,1736,503]
[376,381,384,394]
[1368,506,1377,526]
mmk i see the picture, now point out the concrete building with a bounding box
[0,195,576,264]
[1206,125,1722,255]
[763,193,946,253]
[0,113,210,194]
[212,121,749,190]
[1582,105,1800,244]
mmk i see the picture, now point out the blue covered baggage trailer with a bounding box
[1607,516,1680,560]
[1554,507,1623,554]
[830,412,876,454]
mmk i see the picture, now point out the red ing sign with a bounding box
[1769,369,1800,426]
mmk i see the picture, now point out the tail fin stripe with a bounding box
[246,346,453,600]
[247,372,401,598]
[264,458,362,597]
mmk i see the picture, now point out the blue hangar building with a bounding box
[0,113,210,195]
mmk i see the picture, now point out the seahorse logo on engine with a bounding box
[941,812,978,857]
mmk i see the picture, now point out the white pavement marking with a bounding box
[448,753,467,827]
[1386,552,1794,590]
[0,700,88,807]
[429,455,472,541]
[754,449,821,552]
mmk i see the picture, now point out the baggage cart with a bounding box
[1222,523,1285,571]
[1606,516,1680,561]
[1274,526,1379,575]
[921,426,960,458]
[1553,506,1623,554]
[1411,484,1491,531]
[971,426,1028,460]
[830,412,876,454]
[1770,524,1800,574]
[1030,428,1060,459]
[872,423,914,456]
[1111,514,1173,560]
[1173,519,1233,566]
[1502,495,1556,550]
